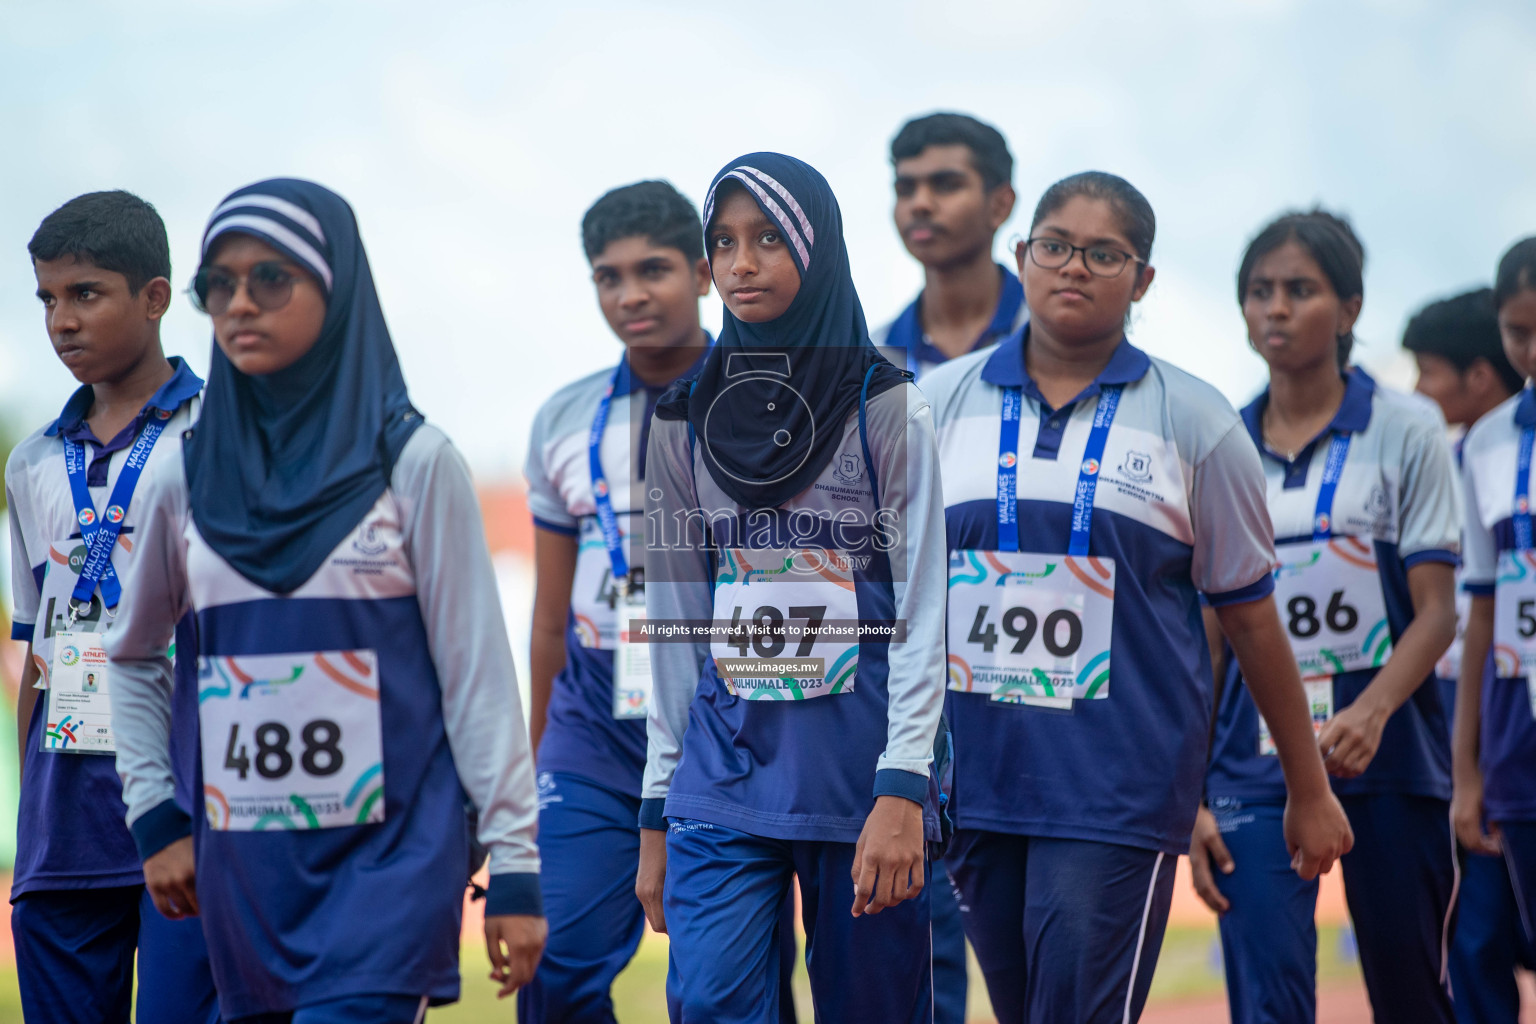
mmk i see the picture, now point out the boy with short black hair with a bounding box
[1403,287,1532,1024]
[1406,288,1524,433]
[9,190,219,1024]
[521,180,795,1022]
[878,110,1022,1024]
[876,112,1025,379]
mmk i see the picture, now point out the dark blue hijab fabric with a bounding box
[185,179,422,595]
[659,153,906,509]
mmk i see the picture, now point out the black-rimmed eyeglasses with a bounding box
[1015,237,1144,279]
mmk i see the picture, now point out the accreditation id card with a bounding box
[37,538,115,755]
[1437,589,1472,682]
[613,580,652,719]
[1258,678,1334,756]
[946,550,1115,707]
[43,632,116,754]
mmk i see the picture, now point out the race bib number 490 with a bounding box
[710,548,862,701]
[946,550,1115,704]
[1272,537,1391,679]
[198,650,384,831]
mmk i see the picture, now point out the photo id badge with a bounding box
[1437,589,1472,682]
[43,632,116,754]
[1258,678,1334,756]
[614,585,652,719]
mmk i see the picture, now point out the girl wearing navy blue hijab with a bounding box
[638,154,949,1023]
[105,179,547,1021]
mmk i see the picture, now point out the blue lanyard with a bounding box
[996,388,1023,551]
[996,384,1122,556]
[1310,432,1353,541]
[64,411,169,615]
[589,365,630,583]
[1515,425,1535,551]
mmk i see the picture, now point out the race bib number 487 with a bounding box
[710,548,862,701]
[198,650,384,831]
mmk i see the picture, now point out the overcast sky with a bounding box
[2,0,1533,476]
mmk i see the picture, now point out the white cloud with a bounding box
[0,1,1532,468]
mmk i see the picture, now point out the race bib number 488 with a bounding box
[198,650,384,831]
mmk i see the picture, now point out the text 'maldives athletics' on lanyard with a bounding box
[64,410,171,620]
[1515,424,1535,551]
[1310,432,1353,541]
[589,364,631,586]
[996,384,1122,556]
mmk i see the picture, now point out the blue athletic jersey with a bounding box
[105,424,541,1018]
[5,359,203,899]
[524,354,681,794]
[872,263,1028,379]
[643,382,948,843]
[1208,369,1460,802]
[924,330,1276,854]
[1460,387,1536,822]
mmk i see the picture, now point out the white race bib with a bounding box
[1495,550,1536,681]
[198,650,385,831]
[613,587,653,719]
[946,550,1115,705]
[571,518,627,649]
[1259,678,1334,756]
[1272,537,1392,679]
[710,548,862,701]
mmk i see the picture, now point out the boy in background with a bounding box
[875,110,1023,1024]
[1404,287,1531,1024]
[8,191,219,1023]
[875,111,1024,379]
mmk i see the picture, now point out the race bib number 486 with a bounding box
[1272,537,1391,679]
[198,650,384,831]
[947,550,1115,704]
